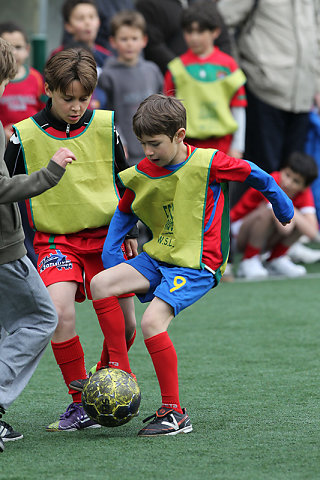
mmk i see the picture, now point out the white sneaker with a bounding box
[266,255,307,277]
[288,242,320,264]
[237,255,268,279]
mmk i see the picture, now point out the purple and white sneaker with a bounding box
[46,402,101,432]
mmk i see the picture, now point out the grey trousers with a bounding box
[0,256,57,410]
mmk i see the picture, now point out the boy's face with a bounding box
[45,80,92,124]
[1,31,29,68]
[110,26,147,65]
[183,22,220,57]
[0,78,9,98]
[138,129,186,168]
[65,3,100,47]
[280,167,306,198]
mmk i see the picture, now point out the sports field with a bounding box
[1,265,320,479]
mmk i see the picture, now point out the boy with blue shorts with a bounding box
[88,94,294,436]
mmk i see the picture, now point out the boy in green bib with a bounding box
[164,0,247,158]
[79,93,294,436]
[4,48,138,432]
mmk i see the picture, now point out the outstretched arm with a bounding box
[244,161,294,224]
[0,147,76,204]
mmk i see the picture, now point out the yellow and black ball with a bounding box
[82,368,141,427]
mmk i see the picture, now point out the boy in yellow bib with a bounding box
[86,94,294,436]
[164,1,246,158]
[4,48,138,432]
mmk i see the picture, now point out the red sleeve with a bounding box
[230,84,247,108]
[118,188,135,213]
[163,70,175,96]
[209,150,251,184]
[293,186,315,209]
[230,187,265,222]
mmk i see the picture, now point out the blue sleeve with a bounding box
[102,207,139,269]
[244,161,294,223]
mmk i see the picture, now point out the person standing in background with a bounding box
[218,0,320,174]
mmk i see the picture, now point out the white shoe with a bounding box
[237,255,268,279]
[266,255,307,277]
[288,242,320,264]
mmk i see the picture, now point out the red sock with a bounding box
[145,332,182,414]
[126,329,136,351]
[97,329,136,371]
[51,335,85,403]
[268,243,289,261]
[243,243,261,259]
[98,339,109,369]
[93,297,131,373]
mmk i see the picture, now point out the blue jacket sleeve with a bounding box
[102,207,139,269]
[244,161,294,223]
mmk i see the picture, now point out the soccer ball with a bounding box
[81,368,141,427]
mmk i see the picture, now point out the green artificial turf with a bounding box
[1,274,320,479]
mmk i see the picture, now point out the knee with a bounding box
[141,311,159,339]
[90,272,109,300]
[54,303,75,333]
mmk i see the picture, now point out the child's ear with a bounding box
[109,36,117,51]
[44,82,52,98]
[65,22,75,35]
[142,35,148,49]
[175,128,186,143]
[212,28,221,41]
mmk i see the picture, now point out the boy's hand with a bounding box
[51,147,76,168]
[124,238,138,259]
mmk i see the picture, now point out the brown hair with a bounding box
[0,37,17,83]
[133,94,187,140]
[110,10,146,37]
[44,48,97,95]
[0,21,28,44]
[284,151,318,186]
[62,0,98,23]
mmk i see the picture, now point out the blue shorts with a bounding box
[125,252,216,316]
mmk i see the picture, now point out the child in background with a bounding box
[51,0,112,109]
[231,152,319,279]
[98,10,163,166]
[0,22,46,142]
[5,48,138,433]
[80,94,293,437]
[164,0,247,158]
[0,37,76,452]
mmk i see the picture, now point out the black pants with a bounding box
[244,86,310,173]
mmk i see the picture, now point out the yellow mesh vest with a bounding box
[119,148,217,269]
[168,57,246,138]
[14,110,119,234]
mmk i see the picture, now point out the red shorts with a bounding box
[35,232,133,302]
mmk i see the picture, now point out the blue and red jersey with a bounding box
[104,145,294,273]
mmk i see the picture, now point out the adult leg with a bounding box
[0,256,57,410]
[282,111,310,167]
[245,86,285,172]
